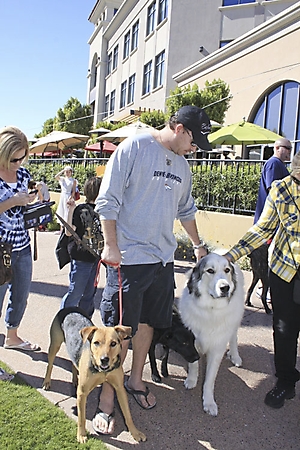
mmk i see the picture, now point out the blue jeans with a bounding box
[0,245,32,329]
[60,259,98,318]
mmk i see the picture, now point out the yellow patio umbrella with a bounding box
[208,121,282,146]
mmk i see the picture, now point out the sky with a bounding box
[0,0,96,139]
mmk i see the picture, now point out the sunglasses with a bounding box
[10,153,26,163]
[184,128,198,149]
[280,145,292,150]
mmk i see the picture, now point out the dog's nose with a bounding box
[220,285,230,294]
[101,356,109,365]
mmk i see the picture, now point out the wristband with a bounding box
[193,242,203,250]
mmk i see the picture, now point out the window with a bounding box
[220,40,232,48]
[128,74,136,104]
[154,50,165,88]
[131,21,139,51]
[146,2,156,36]
[143,61,152,95]
[252,81,300,153]
[104,95,109,118]
[107,52,112,76]
[120,81,127,109]
[113,45,118,70]
[110,90,116,115]
[123,31,130,59]
[158,0,168,24]
[223,0,255,5]
[92,66,97,89]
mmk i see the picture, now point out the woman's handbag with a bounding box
[0,242,13,285]
[55,230,71,269]
[74,187,80,201]
[23,201,55,229]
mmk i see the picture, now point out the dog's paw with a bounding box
[42,380,51,390]
[130,428,147,442]
[227,350,242,367]
[77,434,87,444]
[151,373,162,383]
[203,399,218,416]
[184,377,197,389]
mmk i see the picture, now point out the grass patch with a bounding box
[0,363,107,450]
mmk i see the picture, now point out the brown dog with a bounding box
[43,307,146,444]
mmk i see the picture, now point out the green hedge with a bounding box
[191,163,261,213]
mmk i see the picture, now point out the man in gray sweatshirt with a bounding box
[93,106,211,435]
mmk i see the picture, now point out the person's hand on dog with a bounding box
[194,245,207,261]
[223,252,233,263]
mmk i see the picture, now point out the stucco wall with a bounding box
[174,210,253,250]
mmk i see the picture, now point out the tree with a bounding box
[36,118,54,137]
[166,79,231,124]
[35,97,93,137]
[54,97,93,134]
[139,110,166,129]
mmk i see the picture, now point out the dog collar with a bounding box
[90,354,121,374]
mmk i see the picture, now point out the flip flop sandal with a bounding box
[92,408,115,435]
[4,341,41,351]
[124,380,156,410]
[0,368,14,382]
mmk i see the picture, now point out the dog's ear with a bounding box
[80,326,98,343]
[187,259,206,295]
[114,325,132,341]
[230,262,238,293]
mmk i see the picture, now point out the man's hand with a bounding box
[194,246,207,261]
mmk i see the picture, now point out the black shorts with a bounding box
[100,262,174,336]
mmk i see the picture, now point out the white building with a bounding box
[87,0,300,155]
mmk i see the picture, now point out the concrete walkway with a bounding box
[0,231,299,450]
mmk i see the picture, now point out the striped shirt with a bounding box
[0,167,31,251]
[227,175,300,282]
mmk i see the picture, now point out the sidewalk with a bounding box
[0,231,299,450]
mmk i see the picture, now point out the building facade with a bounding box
[87,0,299,155]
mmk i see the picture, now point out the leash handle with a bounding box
[94,259,123,325]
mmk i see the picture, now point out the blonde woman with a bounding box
[0,126,40,352]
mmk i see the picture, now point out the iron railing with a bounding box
[28,157,266,216]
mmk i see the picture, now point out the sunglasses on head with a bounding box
[280,145,292,150]
[10,153,26,163]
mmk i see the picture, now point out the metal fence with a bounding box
[28,157,265,216]
[188,158,265,215]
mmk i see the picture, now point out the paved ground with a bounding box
[0,231,299,450]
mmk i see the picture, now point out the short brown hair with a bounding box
[84,176,102,203]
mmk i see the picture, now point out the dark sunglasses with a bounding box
[280,145,292,150]
[184,128,198,149]
[10,153,26,163]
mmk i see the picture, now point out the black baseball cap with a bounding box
[175,105,212,150]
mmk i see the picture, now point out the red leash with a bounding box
[94,259,123,325]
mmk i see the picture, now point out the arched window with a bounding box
[251,81,300,153]
[90,54,98,89]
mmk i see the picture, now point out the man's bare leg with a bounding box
[126,323,156,409]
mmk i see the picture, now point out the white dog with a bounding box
[178,253,245,416]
